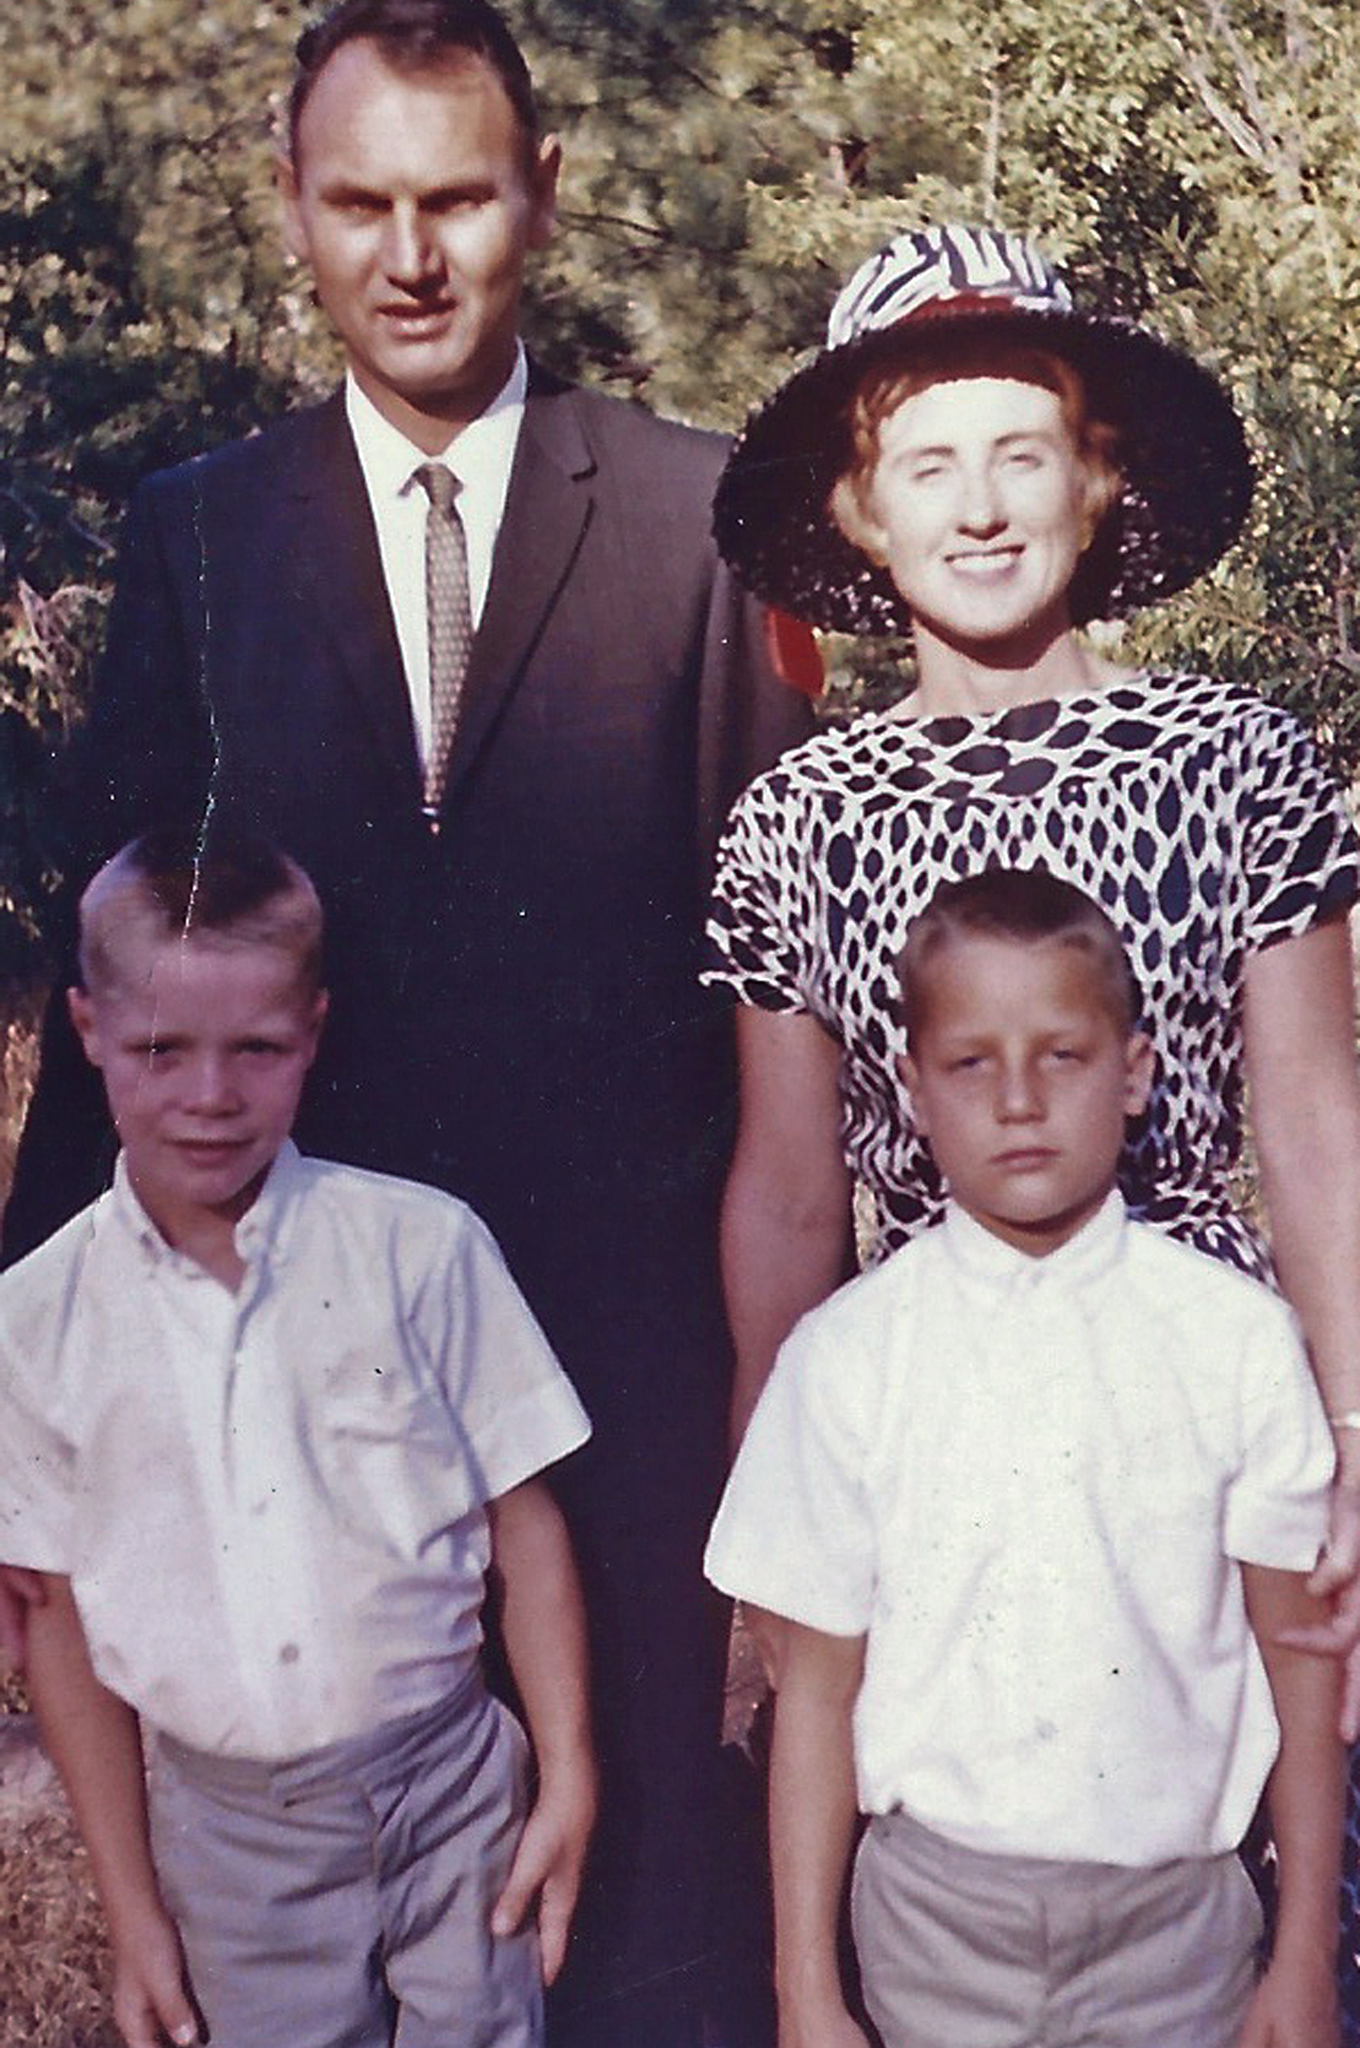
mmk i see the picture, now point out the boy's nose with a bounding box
[183,1055,239,1112]
[996,1062,1043,1120]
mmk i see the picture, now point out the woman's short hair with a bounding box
[898,866,1140,1046]
[78,827,325,1000]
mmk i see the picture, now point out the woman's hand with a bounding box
[1272,1479,1360,1736]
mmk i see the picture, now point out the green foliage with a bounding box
[2,0,1359,987]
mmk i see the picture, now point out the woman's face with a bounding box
[850,376,1095,660]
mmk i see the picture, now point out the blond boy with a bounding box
[707,868,1343,2048]
[0,828,595,2048]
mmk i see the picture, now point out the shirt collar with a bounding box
[106,1141,305,1276]
[940,1188,1128,1293]
[344,344,528,503]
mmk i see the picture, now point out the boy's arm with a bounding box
[771,1619,871,2048]
[485,1478,596,1985]
[1238,1562,1344,2048]
[26,1574,198,2048]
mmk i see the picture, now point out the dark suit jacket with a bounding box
[7,364,809,1527]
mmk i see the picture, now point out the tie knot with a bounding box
[415,462,460,515]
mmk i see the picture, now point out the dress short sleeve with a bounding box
[704,764,814,1014]
[1242,701,1360,951]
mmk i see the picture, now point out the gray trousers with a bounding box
[852,1810,1262,2048]
[149,1678,541,2048]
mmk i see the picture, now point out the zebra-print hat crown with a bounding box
[714,223,1252,635]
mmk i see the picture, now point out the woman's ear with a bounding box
[829,475,890,568]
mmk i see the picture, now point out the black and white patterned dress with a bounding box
[706,668,1360,2019]
[708,671,1359,1275]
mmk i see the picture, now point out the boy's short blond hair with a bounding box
[78,827,325,1000]
[899,867,1139,1048]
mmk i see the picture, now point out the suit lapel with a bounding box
[284,395,424,806]
[441,369,596,800]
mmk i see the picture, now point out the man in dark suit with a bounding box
[2,4,811,2043]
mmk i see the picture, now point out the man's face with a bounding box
[280,39,559,450]
[69,923,326,1257]
[900,932,1153,1257]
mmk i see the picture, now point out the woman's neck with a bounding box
[906,622,1135,720]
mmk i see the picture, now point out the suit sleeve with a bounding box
[2,480,214,1264]
[694,551,815,885]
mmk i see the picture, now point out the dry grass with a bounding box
[0,1802,119,2048]
[1,1004,118,2046]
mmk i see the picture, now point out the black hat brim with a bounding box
[713,307,1254,634]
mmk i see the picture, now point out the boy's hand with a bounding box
[109,1896,199,2048]
[0,1565,46,1671]
[1235,1946,1337,2048]
[490,1761,596,1985]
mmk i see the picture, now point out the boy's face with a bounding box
[69,920,326,1255]
[900,932,1153,1257]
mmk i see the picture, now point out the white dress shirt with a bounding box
[706,1193,1333,1866]
[0,1141,589,1759]
[346,349,526,768]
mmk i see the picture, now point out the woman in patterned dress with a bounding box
[705,223,1360,2026]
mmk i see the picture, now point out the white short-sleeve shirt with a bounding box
[705,1193,1333,1866]
[0,1143,590,1759]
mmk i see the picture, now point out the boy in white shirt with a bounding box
[706,867,1343,2048]
[0,828,595,2048]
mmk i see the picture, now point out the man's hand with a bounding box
[1235,1947,1337,2048]
[0,1565,46,1672]
[1274,1482,1360,1737]
[109,1896,199,2048]
[490,1763,596,1985]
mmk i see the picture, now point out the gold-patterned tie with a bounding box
[414,462,472,823]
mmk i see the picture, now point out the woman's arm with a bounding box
[486,1478,596,1986]
[770,1620,871,2048]
[1237,1563,1344,2048]
[27,1575,198,2048]
[722,1007,856,1452]
[1243,916,1360,1705]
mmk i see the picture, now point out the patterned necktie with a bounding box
[414,462,472,821]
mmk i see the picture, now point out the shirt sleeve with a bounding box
[702,766,815,1013]
[705,1313,876,1633]
[1241,698,1360,952]
[421,1204,591,1505]
[1223,1290,1334,1567]
[0,1335,75,1572]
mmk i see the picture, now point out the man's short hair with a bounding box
[899,867,1140,1045]
[289,0,539,164]
[78,826,325,1000]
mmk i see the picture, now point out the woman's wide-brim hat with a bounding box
[713,223,1254,635]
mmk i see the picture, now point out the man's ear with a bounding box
[276,149,309,265]
[67,985,103,1071]
[527,133,562,250]
[1123,1030,1155,1117]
